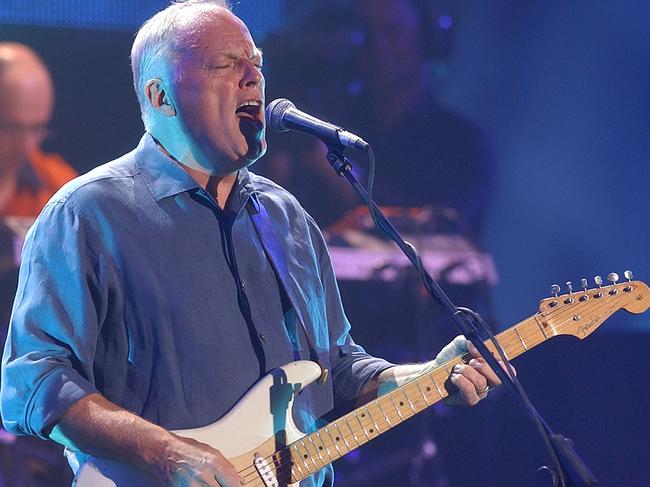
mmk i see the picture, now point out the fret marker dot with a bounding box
[361,413,365,417]
[426,387,431,391]
[399,401,404,406]
[335,436,340,441]
[304,454,308,459]
[319,446,323,450]
[369,428,374,433]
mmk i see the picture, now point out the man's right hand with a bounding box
[49,393,244,487]
[162,434,244,486]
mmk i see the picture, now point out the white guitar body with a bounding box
[74,360,323,487]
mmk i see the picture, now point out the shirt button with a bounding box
[259,333,266,342]
[240,280,246,290]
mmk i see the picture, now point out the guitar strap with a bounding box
[247,196,329,384]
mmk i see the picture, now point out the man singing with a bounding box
[1,1,505,485]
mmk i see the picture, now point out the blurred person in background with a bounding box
[0,42,75,487]
[0,42,77,218]
[263,0,494,237]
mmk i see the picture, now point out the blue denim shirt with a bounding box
[1,134,393,486]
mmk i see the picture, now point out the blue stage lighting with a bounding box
[0,0,285,39]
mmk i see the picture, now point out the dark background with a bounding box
[1,1,649,486]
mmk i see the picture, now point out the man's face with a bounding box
[0,65,53,173]
[170,9,266,174]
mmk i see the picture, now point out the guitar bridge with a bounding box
[254,452,279,487]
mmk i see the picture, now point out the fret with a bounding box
[405,382,428,412]
[376,397,394,427]
[299,439,319,469]
[513,326,528,352]
[415,381,431,405]
[388,393,405,422]
[402,383,420,414]
[493,333,511,360]
[355,408,380,438]
[431,371,447,399]
[522,318,549,348]
[392,389,416,420]
[352,412,371,441]
[366,402,389,432]
[306,433,326,464]
[342,417,362,446]
[323,427,343,458]
[332,422,352,450]
[290,444,308,476]
[364,406,381,434]
[421,373,445,401]
[533,315,550,339]
[315,430,332,459]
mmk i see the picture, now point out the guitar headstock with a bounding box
[537,272,650,339]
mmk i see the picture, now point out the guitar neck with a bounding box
[288,316,547,481]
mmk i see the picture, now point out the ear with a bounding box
[144,79,176,116]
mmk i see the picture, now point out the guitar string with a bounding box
[239,296,612,486]
[237,290,632,484]
[238,381,449,485]
[238,292,622,485]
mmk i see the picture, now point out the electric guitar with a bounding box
[74,275,649,486]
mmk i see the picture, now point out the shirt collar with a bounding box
[136,133,200,201]
[135,133,259,210]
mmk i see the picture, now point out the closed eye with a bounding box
[204,62,233,70]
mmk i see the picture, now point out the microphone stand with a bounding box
[324,143,597,487]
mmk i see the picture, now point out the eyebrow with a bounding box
[249,47,263,62]
[217,47,263,61]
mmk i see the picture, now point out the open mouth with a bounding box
[235,100,264,130]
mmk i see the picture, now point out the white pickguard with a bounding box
[73,360,323,487]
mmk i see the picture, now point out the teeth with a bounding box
[237,100,261,109]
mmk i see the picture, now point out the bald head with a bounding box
[0,43,54,172]
[131,0,230,127]
[0,43,54,105]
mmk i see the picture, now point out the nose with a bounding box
[239,59,263,89]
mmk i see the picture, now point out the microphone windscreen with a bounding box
[265,98,295,132]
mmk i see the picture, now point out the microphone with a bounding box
[265,98,370,152]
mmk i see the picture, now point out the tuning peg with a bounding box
[607,272,619,284]
[566,281,573,294]
[594,275,603,287]
[550,284,561,297]
[624,270,634,282]
[581,279,588,291]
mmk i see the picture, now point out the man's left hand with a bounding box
[447,338,514,406]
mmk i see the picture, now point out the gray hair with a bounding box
[131,0,230,126]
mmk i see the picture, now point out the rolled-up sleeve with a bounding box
[1,200,104,439]
[307,214,394,404]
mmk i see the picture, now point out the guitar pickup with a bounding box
[254,452,279,487]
